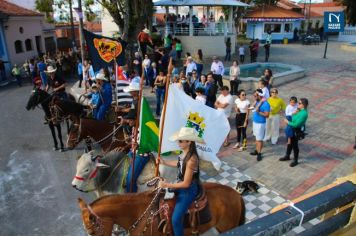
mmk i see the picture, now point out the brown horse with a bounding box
[78,182,245,236]
[68,118,128,153]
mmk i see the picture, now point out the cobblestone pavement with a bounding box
[214,41,356,199]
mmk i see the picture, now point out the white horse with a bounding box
[71,150,176,197]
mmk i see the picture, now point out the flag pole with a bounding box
[155,57,173,177]
[129,62,145,192]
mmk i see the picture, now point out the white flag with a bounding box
[160,84,230,170]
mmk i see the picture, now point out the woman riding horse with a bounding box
[159,127,204,236]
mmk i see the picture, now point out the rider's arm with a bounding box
[54,82,66,92]
[160,158,177,167]
[161,156,198,189]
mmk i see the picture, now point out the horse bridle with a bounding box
[74,156,126,193]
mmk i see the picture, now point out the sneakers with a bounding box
[257,153,262,161]
[279,156,291,161]
[290,161,298,167]
[233,143,240,149]
[250,150,258,156]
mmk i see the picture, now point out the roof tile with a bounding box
[0,0,43,17]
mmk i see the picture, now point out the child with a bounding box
[285,96,298,144]
[195,87,206,105]
[239,44,245,64]
[11,64,22,87]
[253,79,270,111]
[88,84,101,118]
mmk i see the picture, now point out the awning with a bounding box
[154,0,250,7]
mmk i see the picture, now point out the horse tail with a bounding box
[238,194,246,225]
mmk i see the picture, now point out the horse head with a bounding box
[78,198,102,236]
[72,151,109,192]
[26,88,49,110]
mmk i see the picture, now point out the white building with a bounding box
[0,0,56,75]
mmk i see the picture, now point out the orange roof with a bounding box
[300,2,345,19]
[245,5,304,19]
[85,22,102,32]
[277,0,302,10]
[0,0,43,17]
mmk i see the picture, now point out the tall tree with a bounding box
[35,0,54,22]
[97,0,154,69]
[336,0,356,26]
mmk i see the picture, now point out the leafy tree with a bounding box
[335,0,356,26]
[97,0,154,69]
[35,0,54,22]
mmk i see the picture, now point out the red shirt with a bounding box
[137,32,152,43]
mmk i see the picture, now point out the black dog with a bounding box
[236,180,260,195]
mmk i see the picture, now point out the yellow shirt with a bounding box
[267,97,286,115]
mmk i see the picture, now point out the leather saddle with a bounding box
[158,185,211,235]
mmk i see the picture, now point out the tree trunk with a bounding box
[69,0,76,50]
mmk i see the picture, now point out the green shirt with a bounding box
[175,43,182,51]
[289,109,308,128]
[12,67,20,75]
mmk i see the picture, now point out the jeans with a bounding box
[213,74,223,88]
[196,63,203,79]
[0,70,6,81]
[95,104,110,120]
[156,88,165,116]
[225,49,231,61]
[172,182,199,236]
[229,80,239,95]
[240,55,245,64]
[15,75,22,86]
[125,152,150,193]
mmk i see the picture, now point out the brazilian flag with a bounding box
[138,97,159,154]
[83,29,126,72]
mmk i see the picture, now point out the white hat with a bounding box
[45,65,57,73]
[123,82,140,93]
[169,127,205,144]
[95,73,108,81]
[143,28,150,34]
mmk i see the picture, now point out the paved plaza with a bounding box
[0,40,355,235]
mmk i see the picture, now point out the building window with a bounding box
[25,39,33,51]
[264,23,282,33]
[14,40,23,53]
[284,23,293,33]
[19,27,24,34]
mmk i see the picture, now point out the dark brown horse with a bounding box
[78,182,245,236]
[68,118,127,153]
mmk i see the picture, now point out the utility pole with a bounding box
[69,0,76,51]
[74,0,85,85]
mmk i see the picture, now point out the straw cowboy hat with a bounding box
[95,73,108,81]
[123,82,140,93]
[169,127,205,144]
[45,65,57,73]
[143,28,150,34]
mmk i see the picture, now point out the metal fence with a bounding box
[221,181,356,235]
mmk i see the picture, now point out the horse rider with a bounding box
[117,80,141,115]
[159,127,204,236]
[124,109,151,193]
[45,65,68,100]
[95,68,112,120]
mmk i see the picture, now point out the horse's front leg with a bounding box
[55,123,65,151]
[66,118,70,135]
[48,122,58,150]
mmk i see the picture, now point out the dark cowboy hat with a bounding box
[123,109,137,120]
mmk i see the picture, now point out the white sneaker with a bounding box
[233,143,240,149]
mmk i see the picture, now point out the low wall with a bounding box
[178,35,236,57]
[223,63,305,91]
[338,26,356,42]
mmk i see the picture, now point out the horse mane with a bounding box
[89,190,154,207]
[94,151,126,192]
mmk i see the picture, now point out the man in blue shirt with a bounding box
[37,58,47,89]
[251,89,270,161]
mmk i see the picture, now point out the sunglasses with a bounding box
[178,140,187,143]
[240,94,246,96]
[298,102,303,105]
[271,91,277,94]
